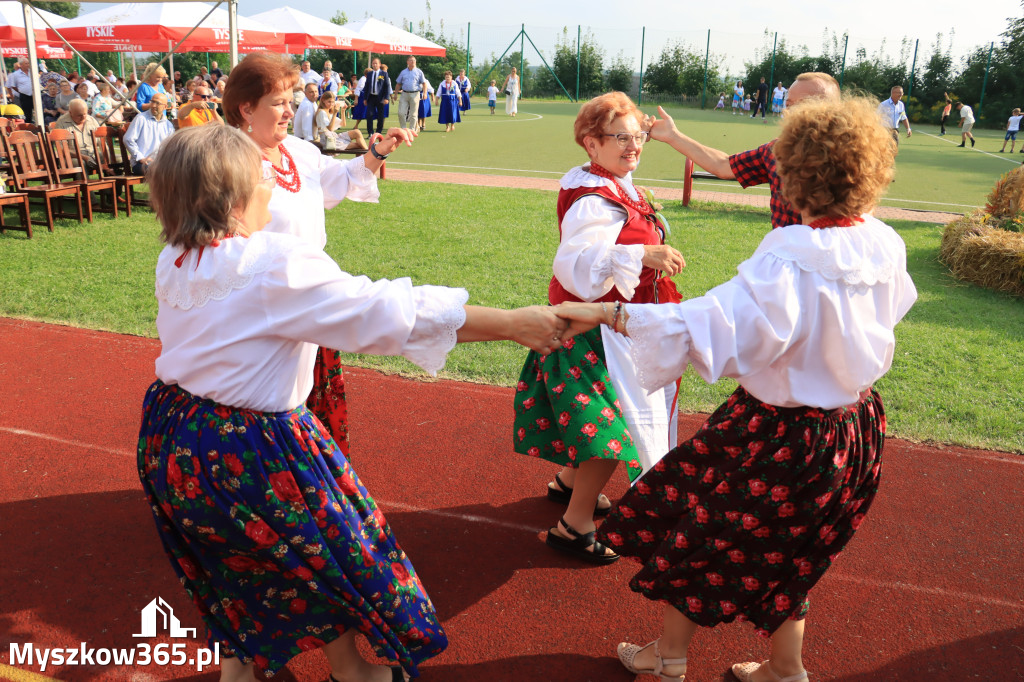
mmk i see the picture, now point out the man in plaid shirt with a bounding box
[650,72,840,229]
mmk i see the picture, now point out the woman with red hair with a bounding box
[513,91,686,565]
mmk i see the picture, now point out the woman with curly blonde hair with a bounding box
[554,97,918,681]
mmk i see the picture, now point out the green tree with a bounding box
[605,52,634,93]
[534,28,604,99]
[34,2,79,19]
[643,40,724,99]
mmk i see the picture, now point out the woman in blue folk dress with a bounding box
[437,71,462,133]
[417,79,433,132]
[139,124,566,682]
[350,70,370,129]
[456,69,471,113]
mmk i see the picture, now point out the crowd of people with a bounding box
[115,51,922,682]
[715,78,788,120]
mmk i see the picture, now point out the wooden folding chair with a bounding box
[93,126,145,216]
[46,128,118,221]
[1,129,83,232]
[0,168,33,238]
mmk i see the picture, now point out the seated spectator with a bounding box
[54,99,99,170]
[41,80,60,126]
[54,78,76,117]
[91,80,118,123]
[136,63,168,112]
[74,81,93,112]
[319,69,338,97]
[314,91,364,149]
[293,82,318,142]
[176,85,222,128]
[123,92,174,175]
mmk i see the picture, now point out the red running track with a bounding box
[1,317,1022,682]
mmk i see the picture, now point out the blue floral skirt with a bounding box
[137,381,447,676]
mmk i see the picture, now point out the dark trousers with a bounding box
[19,93,33,123]
[751,99,767,118]
[940,114,949,134]
[365,94,386,138]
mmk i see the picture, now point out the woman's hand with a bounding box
[376,127,417,154]
[509,306,569,355]
[553,302,609,340]
[642,244,686,275]
[644,105,682,144]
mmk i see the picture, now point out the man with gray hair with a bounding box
[5,57,35,122]
[123,92,174,175]
[298,60,322,86]
[648,71,841,230]
[394,56,427,130]
[877,85,912,146]
[54,99,99,169]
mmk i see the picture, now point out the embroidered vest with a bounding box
[548,183,682,306]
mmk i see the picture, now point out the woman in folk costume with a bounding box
[350,70,370,129]
[513,92,686,565]
[436,71,463,133]
[417,79,433,132]
[455,69,471,112]
[139,124,567,682]
[555,98,917,681]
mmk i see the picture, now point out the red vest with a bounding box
[549,183,682,306]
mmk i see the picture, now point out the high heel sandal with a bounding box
[731,660,808,682]
[617,639,687,680]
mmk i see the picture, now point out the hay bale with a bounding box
[939,165,1024,298]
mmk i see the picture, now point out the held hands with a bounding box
[643,106,682,144]
[510,306,569,356]
[551,302,608,341]
[642,244,686,276]
[375,127,417,155]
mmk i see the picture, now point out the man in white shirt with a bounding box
[106,70,117,83]
[876,86,911,146]
[293,82,319,142]
[956,102,976,148]
[322,60,341,89]
[298,61,323,86]
[5,58,35,122]
[772,82,787,115]
[123,93,174,175]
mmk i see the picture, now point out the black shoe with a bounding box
[958,143,966,147]
[970,138,975,147]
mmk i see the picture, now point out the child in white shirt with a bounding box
[487,80,499,115]
[1001,108,1022,153]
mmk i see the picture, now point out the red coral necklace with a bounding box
[588,162,653,215]
[264,144,302,193]
[807,216,864,229]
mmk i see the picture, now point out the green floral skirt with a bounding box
[512,328,643,482]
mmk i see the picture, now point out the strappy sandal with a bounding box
[617,639,687,680]
[546,472,612,516]
[545,516,619,564]
[731,660,808,682]
[326,667,406,682]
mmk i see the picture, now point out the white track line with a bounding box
[919,130,1022,165]
[458,111,543,123]
[3,426,1023,610]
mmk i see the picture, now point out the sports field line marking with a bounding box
[0,663,58,681]
[920,131,1022,165]
[4,427,1023,613]
[0,427,131,457]
[384,162,974,211]
[459,112,543,123]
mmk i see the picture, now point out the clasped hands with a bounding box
[508,302,629,356]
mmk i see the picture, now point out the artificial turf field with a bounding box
[383,99,1021,214]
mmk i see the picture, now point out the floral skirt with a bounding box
[306,347,349,458]
[137,381,447,677]
[513,328,643,482]
[596,386,885,635]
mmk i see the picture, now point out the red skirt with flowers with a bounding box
[306,346,350,457]
[596,385,885,636]
[137,381,447,676]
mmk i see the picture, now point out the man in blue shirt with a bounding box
[877,86,912,146]
[394,56,426,130]
[123,93,174,175]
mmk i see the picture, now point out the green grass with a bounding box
[2,180,1022,453]
[381,100,1020,214]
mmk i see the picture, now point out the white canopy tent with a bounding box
[16,0,244,126]
[248,7,372,54]
[341,17,445,59]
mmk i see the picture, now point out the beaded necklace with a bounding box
[806,216,864,229]
[588,162,653,215]
[263,143,302,193]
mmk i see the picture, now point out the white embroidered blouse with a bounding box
[154,232,468,412]
[625,215,918,409]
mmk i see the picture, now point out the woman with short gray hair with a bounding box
[139,124,567,682]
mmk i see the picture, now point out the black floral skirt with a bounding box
[596,385,885,636]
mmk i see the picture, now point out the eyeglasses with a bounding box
[260,165,278,186]
[603,132,649,148]
[195,94,211,99]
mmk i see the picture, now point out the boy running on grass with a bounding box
[1001,108,1022,153]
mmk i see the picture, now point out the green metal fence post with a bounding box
[979,41,994,118]
[908,38,918,96]
[638,26,645,104]
[839,34,848,88]
[701,29,710,108]
[520,24,525,96]
[523,30,574,101]
[575,25,581,102]
[768,32,777,91]
[466,23,471,78]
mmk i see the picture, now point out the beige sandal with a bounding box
[617,639,687,680]
[731,660,808,682]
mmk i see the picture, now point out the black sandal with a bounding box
[546,516,619,565]
[546,472,612,516]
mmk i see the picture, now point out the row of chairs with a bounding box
[0,125,145,239]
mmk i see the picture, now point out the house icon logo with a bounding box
[133,597,197,638]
